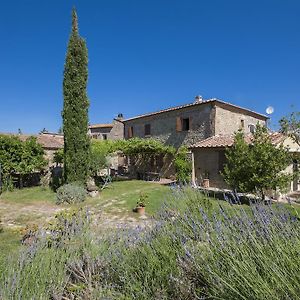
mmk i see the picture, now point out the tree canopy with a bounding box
[0,135,46,190]
[280,111,300,147]
[222,125,292,199]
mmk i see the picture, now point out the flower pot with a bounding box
[202,178,210,188]
[136,206,145,215]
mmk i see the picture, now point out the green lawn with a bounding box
[0,186,56,204]
[86,180,172,215]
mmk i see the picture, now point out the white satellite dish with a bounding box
[266,106,274,115]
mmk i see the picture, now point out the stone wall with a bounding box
[110,119,124,140]
[44,149,57,166]
[90,127,112,140]
[124,102,267,148]
[124,102,214,148]
[89,120,124,140]
[214,105,266,135]
[193,148,228,189]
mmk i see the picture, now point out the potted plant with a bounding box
[135,192,148,215]
[203,170,210,188]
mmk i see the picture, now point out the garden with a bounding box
[1,9,300,299]
[1,185,300,299]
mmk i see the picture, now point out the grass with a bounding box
[0,180,172,265]
[89,180,173,215]
[0,186,56,205]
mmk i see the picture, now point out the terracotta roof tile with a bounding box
[190,132,284,149]
[36,133,64,149]
[123,98,268,122]
[0,133,64,149]
[89,123,113,129]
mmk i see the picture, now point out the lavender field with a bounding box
[1,188,300,299]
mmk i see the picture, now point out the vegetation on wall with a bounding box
[222,124,292,199]
[114,138,175,156]
[0,135,46,191]
[89,138,191,182]
[174,146,192,183]
[62,8,90,185]
[55,138,191,182]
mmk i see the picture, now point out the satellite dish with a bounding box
[266,106,274,115]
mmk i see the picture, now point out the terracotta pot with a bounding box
[202,178,210,188]
[136,206,145,215]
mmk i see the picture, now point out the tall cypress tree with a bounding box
[62,8,90,184]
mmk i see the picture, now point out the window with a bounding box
[182,118,190,131]
[218,151,226,172]
[249,124,255,134]
[144,124,151,136]
[103,134,107,140]
[176,117,191,132]
[128,126,134,138]
[240,119,245,129]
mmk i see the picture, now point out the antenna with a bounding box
[265,106,274,129]
[266,106,274,115]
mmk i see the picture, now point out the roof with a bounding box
[89,123,113,129]
[36,133,64,149]
[0,132,64,150]
[190,132,284,149]
[123,98,268,122]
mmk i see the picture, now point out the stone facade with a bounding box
[123,98,267,148]
[192,148,227,189]
[214,104,266,135]
[89,118,124,141]
[124,103,213,148]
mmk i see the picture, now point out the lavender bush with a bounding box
[1,188,300,299]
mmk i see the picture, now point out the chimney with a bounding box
[194,95,203,103]
[116,113,124,120]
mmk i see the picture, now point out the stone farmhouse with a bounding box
[88,114,124,141]
[121,96,269,179]
[121,96,299,192]
[123,96,267,148]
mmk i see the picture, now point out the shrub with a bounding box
[174,146,192,183]
[56,183,86,204]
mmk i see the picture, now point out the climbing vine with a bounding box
[174,146,192,183]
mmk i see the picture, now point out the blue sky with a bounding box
[0,0,299,133]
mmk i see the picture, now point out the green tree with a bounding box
[280,111,300,146]
[0,135,46,190]
[222,125,292,199]
[89,140,111,177]
[53,149,64,166]
[62,8,90,184]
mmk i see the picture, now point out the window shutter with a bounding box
[128,126,133,138]
[189,116,192,130]
[176,117,182,132]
